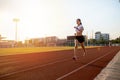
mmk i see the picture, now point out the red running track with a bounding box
[0,46,120,80]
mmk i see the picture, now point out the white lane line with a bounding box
[56,49,115,80]
[0,58,70,78]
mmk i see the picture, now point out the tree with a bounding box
[111,36,120,43]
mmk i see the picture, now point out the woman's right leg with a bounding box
[73,39,78,59]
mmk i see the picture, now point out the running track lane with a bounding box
[0,47,120,80]
[56,47,120,80]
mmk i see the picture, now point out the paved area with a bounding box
[0,47,120,80]
[94,49,120,80]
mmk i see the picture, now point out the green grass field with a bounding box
[0,46,99,56]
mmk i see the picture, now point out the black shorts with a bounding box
[75,36,85,43]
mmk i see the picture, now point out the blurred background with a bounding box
[0,0,120,47]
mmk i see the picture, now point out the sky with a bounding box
[0,0,120,41]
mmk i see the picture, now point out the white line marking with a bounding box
[56,49,115,80]
[0,58,70,78]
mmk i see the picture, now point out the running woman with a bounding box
[73,18,86,60]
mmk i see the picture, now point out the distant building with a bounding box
[25,36,63,47]
[0,34,5,40]
[57,39,67,46]
[102,34,109,40]
[45,36,58,46]
[95,32,101,40]
[0,34,15,48]
[95,32,109,41]
[0,34,24,48]
[0,40,15,48]
[25,38,46,47]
